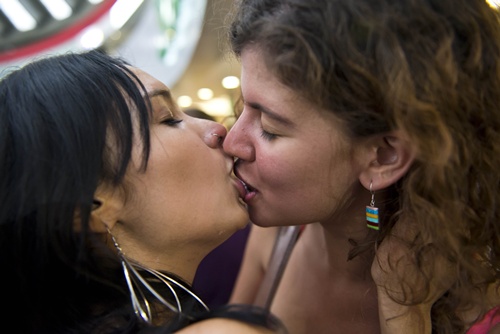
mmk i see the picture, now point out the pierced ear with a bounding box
[359,131,415,191]
[88,188,124,233]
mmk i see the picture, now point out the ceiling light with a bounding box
[41,0,73,20]
[0,0,37,32]
[199,97,233,117]
[110,0,144,30]
[197,88,214,100]
[177,95,192,108]
[80,27,104,49]
[486,0,500,8]
[222,76,240,89]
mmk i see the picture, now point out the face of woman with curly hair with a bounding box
[223,47,368,228]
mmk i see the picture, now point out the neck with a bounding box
[301,223,372,280]
[107,234,207,285]
[138,251,204,285]
[300,186,380,280]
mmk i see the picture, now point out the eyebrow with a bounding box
[246,101,295,127]
[148,88,172,101]
[147,88,175,117]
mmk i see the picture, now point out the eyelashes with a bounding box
[260,129,278,141]
[161,118,183,126]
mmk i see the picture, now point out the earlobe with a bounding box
[88,212,111,233]
[359,132,415,191]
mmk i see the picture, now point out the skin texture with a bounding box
[93,67,250,283]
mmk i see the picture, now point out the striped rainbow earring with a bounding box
[366,181,379,230]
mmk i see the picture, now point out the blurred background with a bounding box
[0,0,241,127]
[3,0,500,127]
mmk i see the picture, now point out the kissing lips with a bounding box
[233,159,257,202]
[234,178,248,200]
[237,176,257,203]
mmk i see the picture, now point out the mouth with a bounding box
[239,178,253,194]
[233,164,257,202]
[234,177,248,200]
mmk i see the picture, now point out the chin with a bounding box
[226,212,250,234]
[249,213,286,228]
[248,210,269,227]
[249,220,271,228]
[235,212,251,229]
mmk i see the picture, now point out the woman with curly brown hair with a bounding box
[223,0,500,333]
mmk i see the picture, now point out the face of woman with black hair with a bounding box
[94,67,249,279]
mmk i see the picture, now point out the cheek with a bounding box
[141,138,230,223]
[256,139,336,189]
[256,138,356,204]
[257,152,310,189]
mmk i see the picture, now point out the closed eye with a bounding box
[161,118,183,126]
[260,129,278,140]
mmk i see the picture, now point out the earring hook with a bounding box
[369,181,375,207]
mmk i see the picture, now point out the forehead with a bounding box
[127,66,173,101]
[241,48,301,102]
[241,47,324,119]
[240,46,351,136]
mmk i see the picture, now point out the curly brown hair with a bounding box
[228,0,500,332]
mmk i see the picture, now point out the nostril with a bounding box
[211,133,223,144]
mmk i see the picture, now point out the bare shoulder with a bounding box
[174,318,278,334]
[230,225,281,304]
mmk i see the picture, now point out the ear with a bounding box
[359,131,415,191]
[88,186,125,233]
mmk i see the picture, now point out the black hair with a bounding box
[0,49,149,332]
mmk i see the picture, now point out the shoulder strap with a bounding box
[254,225,301,309]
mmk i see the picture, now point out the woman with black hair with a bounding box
[0,49,285,334]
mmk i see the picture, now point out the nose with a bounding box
[223,111,255,161]
[204,121,227,148]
